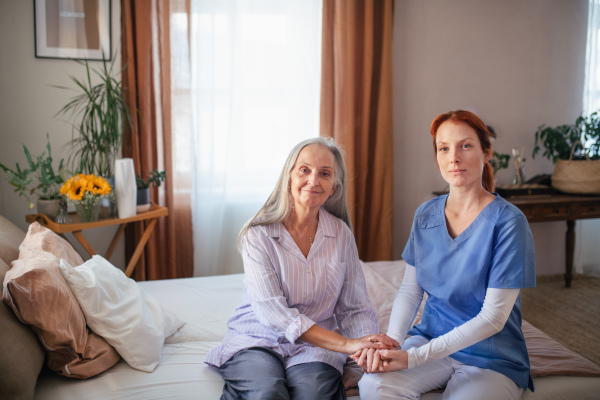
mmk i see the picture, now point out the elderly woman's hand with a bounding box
[343,333,398,354]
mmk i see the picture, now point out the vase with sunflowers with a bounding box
[60,174,114,223]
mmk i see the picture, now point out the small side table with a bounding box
[26,202,168,278]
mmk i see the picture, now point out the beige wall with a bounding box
[392,0,590,275]
[0,0,125,269]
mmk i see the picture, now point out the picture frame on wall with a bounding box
[34,0,111,60]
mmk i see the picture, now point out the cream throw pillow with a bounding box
[59,255,185,372]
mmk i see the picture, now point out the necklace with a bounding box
[288,215,318,247]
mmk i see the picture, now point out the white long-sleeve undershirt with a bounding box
[387,264,520,369]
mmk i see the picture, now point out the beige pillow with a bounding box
[18,222,85,266]
[2,222,120,379]
[0,257,44,400]
[0,215,26,265]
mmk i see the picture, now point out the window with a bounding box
[170,0,323,276]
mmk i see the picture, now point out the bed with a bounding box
[1,217,600,399]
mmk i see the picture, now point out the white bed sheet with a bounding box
[33,266,600,400]
[34,274,246,400]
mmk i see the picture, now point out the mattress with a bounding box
[34,264,600,400]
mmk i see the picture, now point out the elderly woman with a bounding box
[355,110,536,400]
[205,137,397,400]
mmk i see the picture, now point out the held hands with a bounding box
[350,348,409,373]
[343,333,398,355]
[344,333,399,355]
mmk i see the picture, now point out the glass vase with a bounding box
[55,197,72,224]
[75,202,101,223]
[99,176,117,219]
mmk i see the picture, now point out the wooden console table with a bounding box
[504,194,600,288]
[26,203,168,278]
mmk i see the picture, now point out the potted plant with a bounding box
[55,52,131,178]
[489,151,511,176]
[532,112,600,194]
[135,169,166,212]
[0,134,66,220]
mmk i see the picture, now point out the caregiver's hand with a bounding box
[351,348,381,373]
[376,349,409,372]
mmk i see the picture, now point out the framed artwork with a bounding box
[34,0,111,60]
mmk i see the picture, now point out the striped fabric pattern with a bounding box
[205,208,378,373]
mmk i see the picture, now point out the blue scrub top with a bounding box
[402,194,536,391]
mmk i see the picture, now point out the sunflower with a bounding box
[64,177,87,201]
[60,174,112,201]
[89,175,112,195]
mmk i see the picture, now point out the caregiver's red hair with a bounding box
[430,110,495,192]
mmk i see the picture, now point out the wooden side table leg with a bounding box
[124,219,158,278]
[565,220,575,288]
[72,231,98,257]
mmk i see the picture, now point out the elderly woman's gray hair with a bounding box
[237,137,351,250]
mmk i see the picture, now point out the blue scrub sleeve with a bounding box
[402,211,418,266]
[488,215,536,289]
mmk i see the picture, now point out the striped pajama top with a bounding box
[204,208,378,373]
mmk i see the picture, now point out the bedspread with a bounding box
[34,262,600,400]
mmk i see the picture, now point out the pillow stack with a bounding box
[2,223,120,378]
[2,222,185,381]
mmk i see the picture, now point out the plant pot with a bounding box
[75,202,101,223]
[37,198,61,221]
[136,187,151,213]
[551,142,600,195]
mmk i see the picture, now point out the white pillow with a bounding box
[59,255,185,372]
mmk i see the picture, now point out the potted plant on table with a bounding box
[54,52,131,217]
[135,169,166,212]
[532,112,600,194]
[0,134,66,221]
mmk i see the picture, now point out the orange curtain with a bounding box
[121,0,194,280]
[320,0,394,261]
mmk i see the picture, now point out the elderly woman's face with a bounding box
[289,145,336,210]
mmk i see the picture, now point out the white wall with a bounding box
[392,0,590,276]
[0,0,125,269]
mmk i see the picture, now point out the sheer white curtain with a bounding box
[174,0,322,276]
[584,0,600,116]
[578,0,600,277]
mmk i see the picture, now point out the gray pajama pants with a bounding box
[219,347,346,400]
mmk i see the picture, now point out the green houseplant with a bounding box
[533,112,600,163]
[135,169,166,212]
[488,151,511,176]
[55,53,131,178]
[136,169,166,189]
[532,112,600,194]
[0,134,66,217]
